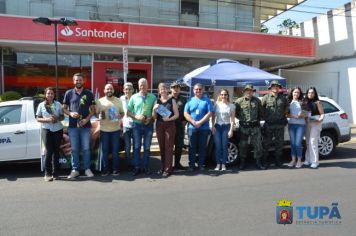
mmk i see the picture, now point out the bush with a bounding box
[0,91,22,102]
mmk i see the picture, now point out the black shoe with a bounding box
[144,168,151,175]
[275,160,283,168]
[174,163,185,170]
[101,170,110,176]
[188,167,195,172]
[256,160,266,170]
[132,168,141,176]
[239,160,246,170]
[263,161,270,169]
[199,166,205,171]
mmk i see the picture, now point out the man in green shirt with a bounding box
[127,78,156,176]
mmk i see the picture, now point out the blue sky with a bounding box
[264,0,352,33]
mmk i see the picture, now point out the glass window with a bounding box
[3,51,92,101]
[181,0,199,15]
[321,101,339,114]
[0,105,22,125]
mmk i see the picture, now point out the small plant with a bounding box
[0,91,22,102]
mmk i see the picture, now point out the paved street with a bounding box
[1,142,356,236]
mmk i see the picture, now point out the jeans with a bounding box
[68,127,91,170]
[188,129,210,168]
[100,130,121,172]
[132,123,153,170]
[288,124,305,158]
[213,124,230,165]
[123,127,133,167]
[41,128,63,176]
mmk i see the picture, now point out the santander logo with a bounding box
[58,22,129,44]
[60,26,74,36]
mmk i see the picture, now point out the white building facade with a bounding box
[276,1,356,124]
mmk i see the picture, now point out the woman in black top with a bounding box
[304,87,324,169]
[152,83,179,177]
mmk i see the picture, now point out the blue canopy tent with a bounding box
[179,59,286,96]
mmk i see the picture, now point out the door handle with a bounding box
[14,130,25,135]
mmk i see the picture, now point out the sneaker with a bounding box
[295,161,302,169]
[310,163,319,169]
[52,174,59,180]
[303,161,311,166]
[67,170,80,180]
[221,165,226,171]
[85,169,94,177]
[112,171,120,176]
[214,164,220,171]
[287,161,295,168]
[44,175,53,182]
[162,172,170,177]
[101,170,110,176]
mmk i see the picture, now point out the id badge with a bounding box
[196,109,200,115]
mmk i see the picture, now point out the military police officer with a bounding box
[236,84,265,170]
[261,80,288,168]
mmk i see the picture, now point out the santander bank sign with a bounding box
[58,20,129,45]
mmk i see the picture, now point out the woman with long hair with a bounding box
[286,87,306,168]
[304,87,324,168]
[211,88,235,171]
[152,83,179,177]
[36,87,64,181]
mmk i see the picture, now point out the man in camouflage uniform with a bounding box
[235,84,265,170]
[261,80,288,168]
[170,82,187,170]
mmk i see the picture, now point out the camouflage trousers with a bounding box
[239,126,262,160]
[263,125,285,161]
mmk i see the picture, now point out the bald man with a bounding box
[127,78,156,176]
[96,84,124,176]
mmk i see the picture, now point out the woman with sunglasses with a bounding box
[211,89,235,171]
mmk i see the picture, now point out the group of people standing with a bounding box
[36,73,324,182]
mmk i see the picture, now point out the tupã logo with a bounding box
[60,26,74,36]
[276,199,293,225]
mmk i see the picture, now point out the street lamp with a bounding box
[32,17,78,99]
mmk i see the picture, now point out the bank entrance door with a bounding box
[93,61,152,97]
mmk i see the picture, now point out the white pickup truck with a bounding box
[0,98,42,162]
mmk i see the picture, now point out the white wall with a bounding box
[281,59,356,124]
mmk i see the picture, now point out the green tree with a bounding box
[278,19,299,35]
[260,24,269,33]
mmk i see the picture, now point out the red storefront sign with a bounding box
[0,15,315,57]
[58,21,129,44]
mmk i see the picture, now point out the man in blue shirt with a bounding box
[63,73,96,179]
[184,83,213,171]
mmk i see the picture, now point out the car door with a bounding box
[0,104,27,161]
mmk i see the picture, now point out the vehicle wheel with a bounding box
[318,131,335,158]
[226,141,239,166]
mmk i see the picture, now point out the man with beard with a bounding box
[63,73,96,179]
[96,84,124,176]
